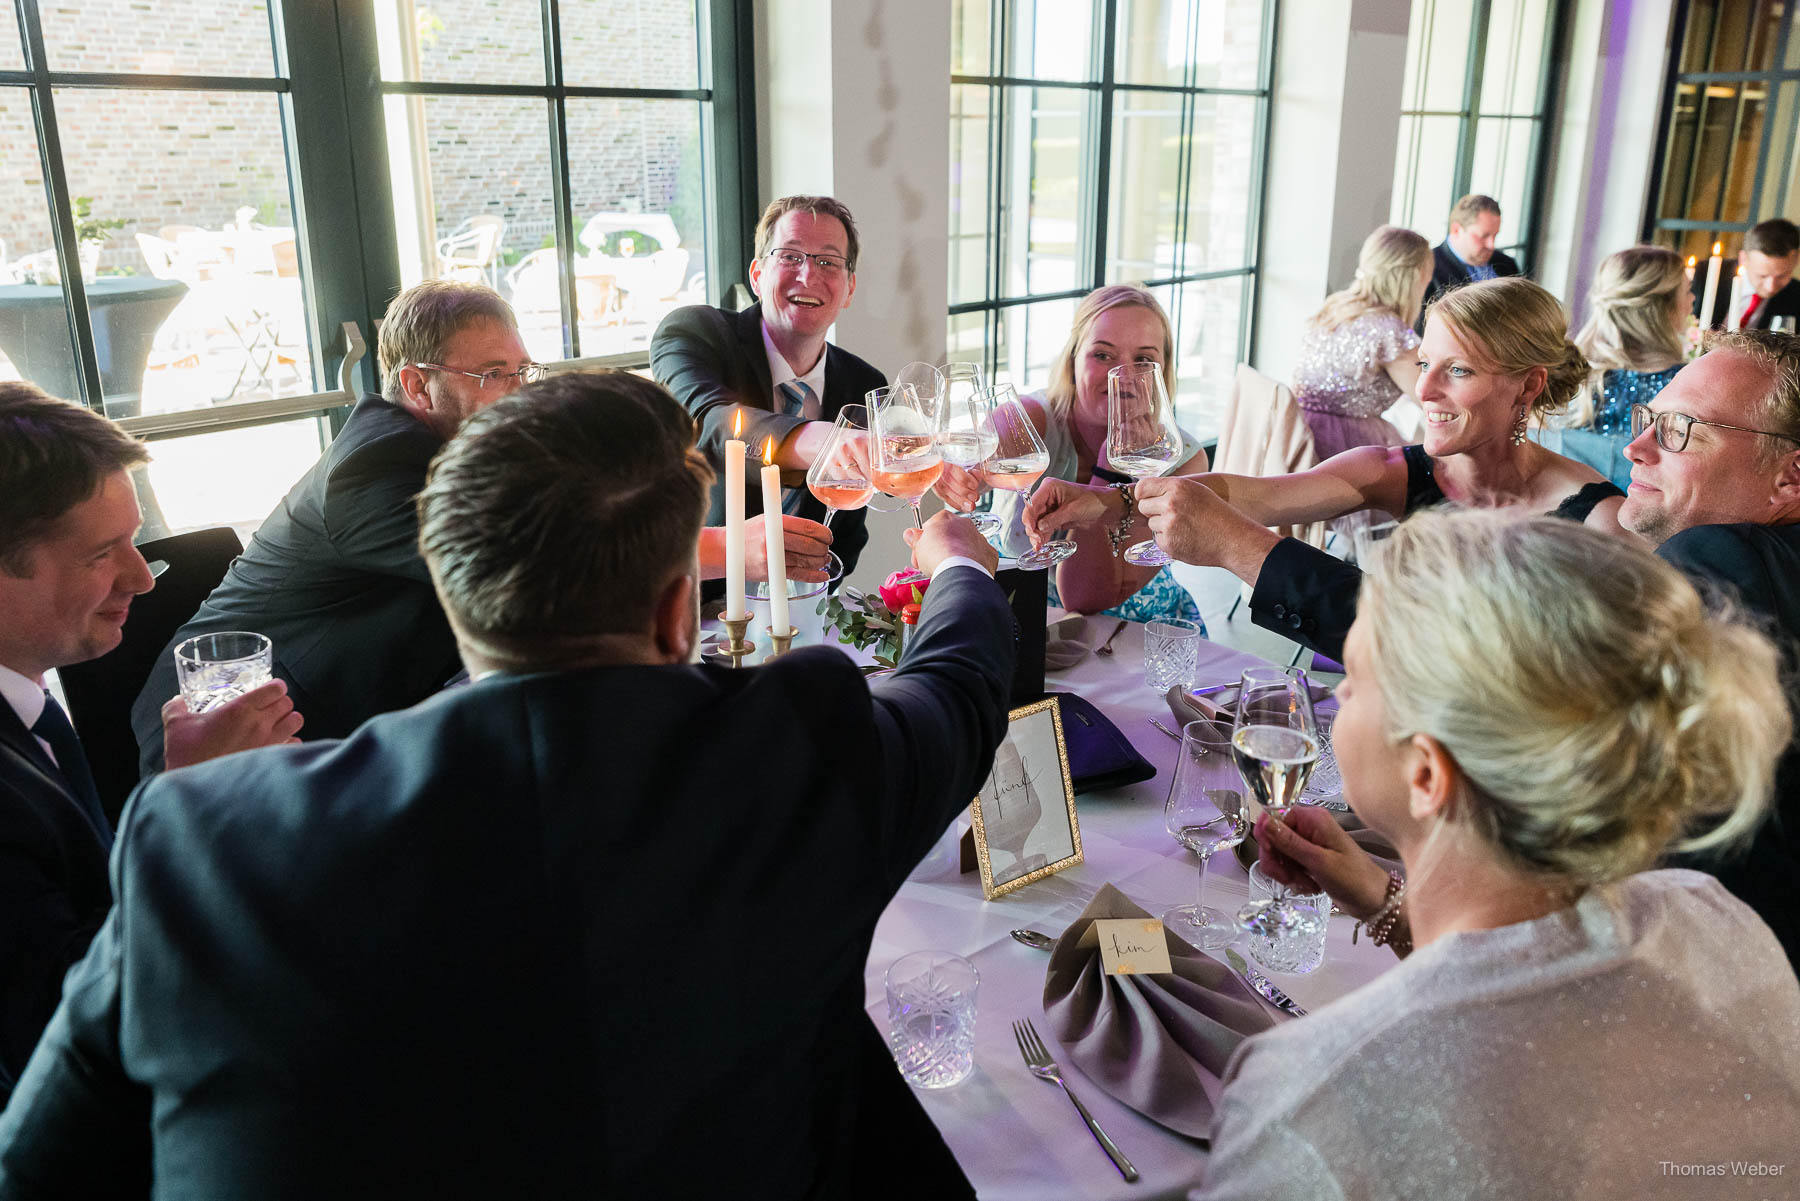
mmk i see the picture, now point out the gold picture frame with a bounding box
[969,697,1082,900]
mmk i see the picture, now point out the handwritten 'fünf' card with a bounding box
[1094,918,1172,976]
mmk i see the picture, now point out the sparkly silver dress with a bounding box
[1291,310,1419,537]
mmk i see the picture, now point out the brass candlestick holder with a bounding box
[766,625,798,658]
[720,615,755,668]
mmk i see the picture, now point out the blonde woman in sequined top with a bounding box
[1195,508,1800,1201]
[1292,226,1434,465]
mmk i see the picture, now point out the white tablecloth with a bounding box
[862,619,1396,1199]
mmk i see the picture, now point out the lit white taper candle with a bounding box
[1728,265,1746,330]
[760,436,789,636]
[724,410,746,621]
[1701,241,1723,329]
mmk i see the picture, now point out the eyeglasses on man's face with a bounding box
[413,362,549,390]
[765,247,851,277]
[1629,403,1800,453]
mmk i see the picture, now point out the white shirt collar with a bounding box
[0,662,48,734]
[760,321,827,419]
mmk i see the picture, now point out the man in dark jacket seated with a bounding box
[0,372,1014,1198]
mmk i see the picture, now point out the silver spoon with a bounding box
[1010,928,1055,951]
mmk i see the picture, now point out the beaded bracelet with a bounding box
[1354,871,1412,956]
[1106,482,1136,557]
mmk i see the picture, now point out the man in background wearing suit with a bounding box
[0,373,1013,1198]
[1422,193,1522,320]
[1704,218,1800,331]
[653,194,886,580]
[0,384,297,1101]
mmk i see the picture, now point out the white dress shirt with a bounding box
[760,322,827,421]
[0,662,56,765]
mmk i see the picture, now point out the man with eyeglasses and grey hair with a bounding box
[652,195,884,582]
[134,279,824,765]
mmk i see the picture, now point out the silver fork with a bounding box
[1094,618,1129,657]
[1012,1018,1139,1182]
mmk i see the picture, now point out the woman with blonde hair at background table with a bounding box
[935,283,1209,624]
[1194,508,1800,1201]
[1558,244,1691,490]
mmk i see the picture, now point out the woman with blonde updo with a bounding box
[1025,278,1633,597]
[1559,245,1692,489]
[1291,226,1433,465]
[1196,509,1800,1198]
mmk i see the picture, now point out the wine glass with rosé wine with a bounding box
[983,383,1071,570]
[868,382,946,530]
[805,404,877,528]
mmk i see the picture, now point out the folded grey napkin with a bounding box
[1045,614,1104,670]
[1042,883,1276,1139]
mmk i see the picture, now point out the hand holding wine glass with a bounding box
[805,404,876,529]
[935,364,1001,535]
[984,384,1073,570]
[1105,361,1185,567]
[1232,666,1326,943]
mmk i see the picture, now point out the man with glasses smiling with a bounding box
[1620,327,1800,969]
[652,195,885,582]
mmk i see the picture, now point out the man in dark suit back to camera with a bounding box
[1422,193,1522,322]
[653,194,886,582]
[0,384,297,1103]
[0,373,1014,1198]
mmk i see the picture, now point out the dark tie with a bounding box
[31,693,113,850]
[777,379,814,418]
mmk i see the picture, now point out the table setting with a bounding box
[861,619,1398,1199]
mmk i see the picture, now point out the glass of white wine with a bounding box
[936,363,1001,535]
[1163,719,1249,950]
[805,404,876,528]
[1231,666,1328,946]
[1105,360,1185,567]
[982,384,1073,570]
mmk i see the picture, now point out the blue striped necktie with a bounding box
[31,693,113,850]
[777,379,814,418]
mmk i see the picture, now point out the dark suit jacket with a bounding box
[130,396,458,771]
[0,566,1015,1199]
[1659,522,1800,970]
[652,302,882,580]
[0,705,109,1104]
[1422,241,1523,323]
[1697,266,1800,330]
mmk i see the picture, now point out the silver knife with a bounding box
[1225,948,1308,1017]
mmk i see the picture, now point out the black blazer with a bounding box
[1659,522,1800,970]
[0,703,110,1103]
[652,302,882,579]
[1697,267,1800,330]
[0,567,1015,1199]
[131,397,459,771]
[1422,241,1523,322]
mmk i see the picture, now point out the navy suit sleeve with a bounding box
[652,305,804,472]
[866,566,1016,892]
[1248,538,1362,662]
[0,791,152,1199]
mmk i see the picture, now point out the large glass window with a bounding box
[2,0,749,537]
[376,0,721,364]
[949,0,1276,443]
[1391,0,1563,269]
[1648,1,1800,261]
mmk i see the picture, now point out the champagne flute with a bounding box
[1232,666,1325,938]
[868,382,945,530]
[937,366,1002,535]
[1105,360,1185,567]
[983,384,1073,570]
[805,404,876,529]
[1164,720,1249,950]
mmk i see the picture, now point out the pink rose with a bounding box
[878,568,930,614]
